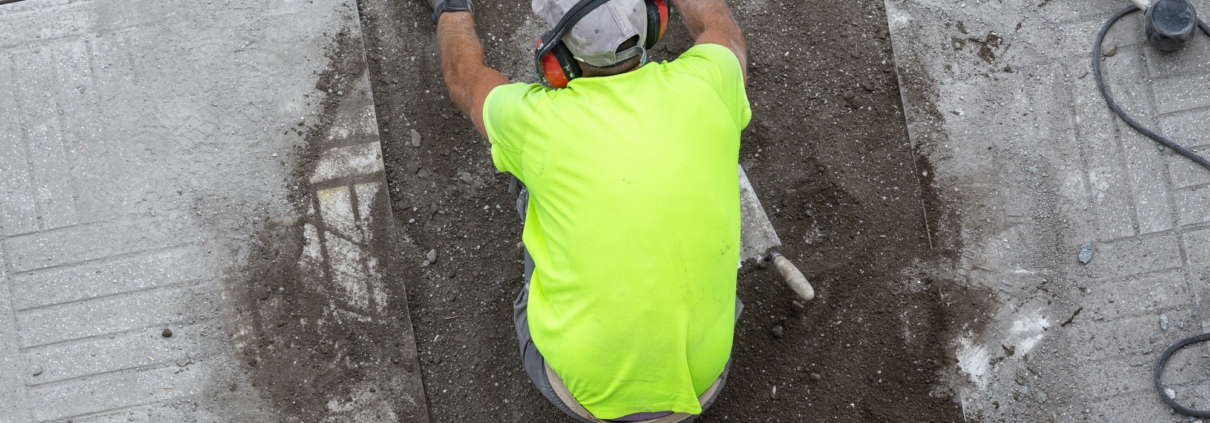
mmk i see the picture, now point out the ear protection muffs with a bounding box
[644,0,669,49]
[534,0,671,88]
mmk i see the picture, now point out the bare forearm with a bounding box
[436,12,485,119]
[672,0,724,39]
[671,0,747,74]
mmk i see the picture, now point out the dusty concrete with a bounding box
[0,0,425,421]
[885,0,1210,420]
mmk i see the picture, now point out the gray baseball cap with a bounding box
[533,0,647,67]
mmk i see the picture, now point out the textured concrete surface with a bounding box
[885,0,1210,420]
[0,0,425,421]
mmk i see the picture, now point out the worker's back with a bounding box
[483,43,751,418]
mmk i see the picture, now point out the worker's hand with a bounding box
[429,0,474,23]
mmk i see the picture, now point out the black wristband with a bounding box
[432,0,473,23]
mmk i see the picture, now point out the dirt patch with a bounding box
[356,0,992,421]
[222,28,427,422]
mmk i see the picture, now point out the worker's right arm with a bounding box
[671,0,748,82]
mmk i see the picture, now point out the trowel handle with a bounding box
[769,253,814,301]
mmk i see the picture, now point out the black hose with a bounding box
[1155,333,1210,417]
[1094,6,1210,171]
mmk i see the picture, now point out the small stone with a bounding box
[410,129,421,147]
[810,372,822,381]
[1103,42,1117,57]
[176,355,193,367]
[457,171,474,185]
[782,188,798,207]
[1161,315,1169,331]
[32,366,43,377]
[1159,145,1166,151]
[420,259,431,268]
[791,300,805,313]
[426,249,438,263]
[1078,243,1094,264]
[1035,390,1048,404]
[162,328,173,338]
[770,385,778,399]
[842,90,855,100]
[771,325,784,338]
[1150,334,1157,344]
[1166,388,1177,399]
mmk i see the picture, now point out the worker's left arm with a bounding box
[432,5,510,138]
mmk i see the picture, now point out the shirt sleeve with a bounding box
[666,44,752,130]
[483,82,548,176]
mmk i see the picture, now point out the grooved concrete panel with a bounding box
[23,320,220,385]
[27,360,212,422]
[10,247,206,310]
[16,283,217,348]
[1153,73,1210,115]
[0,0,426,421]
[1085,234,1183,279]
[1082,269,1189,320]
[884,0,1210,420]
[1,221,188,274]
[1158,107,1210,151]
[0,54,39,238]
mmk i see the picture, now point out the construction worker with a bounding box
[426,0,749,420]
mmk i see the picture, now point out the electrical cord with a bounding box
[1154,333,1210,417]
[1094,5,1210,171]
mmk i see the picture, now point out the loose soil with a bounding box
[353,0,993,421]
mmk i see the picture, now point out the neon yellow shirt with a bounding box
[483,44,750,419]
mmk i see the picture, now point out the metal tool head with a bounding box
[738,165,781,262]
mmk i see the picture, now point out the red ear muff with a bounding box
[540,50,570,88]
[534,39,582,88]
[656,0,668,41]
[645,0,669,49]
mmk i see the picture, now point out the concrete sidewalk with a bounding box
[885,0,1210,421]
[0,0,426,421]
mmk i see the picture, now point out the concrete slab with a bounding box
[0,0,426,421]
[884,0,1210,420]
